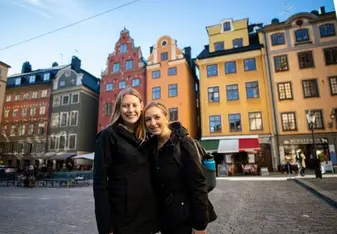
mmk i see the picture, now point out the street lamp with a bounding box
[306,110,322,178]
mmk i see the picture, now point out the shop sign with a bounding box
[283,137,328,145]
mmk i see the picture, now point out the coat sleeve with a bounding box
[93,129,114,234]
[180,137,209,231]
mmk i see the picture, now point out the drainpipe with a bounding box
[263,31,281,171]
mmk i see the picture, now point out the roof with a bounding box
[0,61,11,68]
[8,64,68,78]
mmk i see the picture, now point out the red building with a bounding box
[98,28,147,132]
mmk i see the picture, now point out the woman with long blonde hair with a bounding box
[93,88,159,234]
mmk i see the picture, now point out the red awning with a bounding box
[239,138,261,152]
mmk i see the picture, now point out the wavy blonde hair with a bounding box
[144,101,169,117]
[109,88,145,139]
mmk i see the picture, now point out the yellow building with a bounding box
[263,7,337,167]
[0,61,11,125]
[196,18,275,173]
[146,35,198,138]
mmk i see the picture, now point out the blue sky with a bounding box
[0,0,335,78]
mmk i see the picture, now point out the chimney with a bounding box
[150,46,153,54]
[21,61,32,73]
[71,56,81,72]
[184,47,192,66]
[319,6,325,15]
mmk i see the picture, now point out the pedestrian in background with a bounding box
[143,102,217,234]
[93,88,159,234]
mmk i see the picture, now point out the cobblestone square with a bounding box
[0,180,336,234]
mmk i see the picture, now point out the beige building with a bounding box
[0,61,11,125]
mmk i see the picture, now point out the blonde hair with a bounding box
[144,101,168,117]
[109,88,145,139]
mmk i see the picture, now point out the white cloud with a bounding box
[11,1,52,19]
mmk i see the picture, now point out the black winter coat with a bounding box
[93,123,159,234]
[144,122,217,233]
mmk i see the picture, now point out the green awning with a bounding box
[200,140,219,152]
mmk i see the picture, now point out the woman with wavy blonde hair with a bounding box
[93,88,159,234]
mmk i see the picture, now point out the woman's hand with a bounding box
[192,229,206,234]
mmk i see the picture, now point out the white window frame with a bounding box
[29,75,36,83]
[30,107,36,116]
[6,95,11,102]
[15,94,20,101]
[44,73,50,81]
[41,90,48,98]
[32,92,38,99]
[60,112,68,127]
[60,80,66,87]
[58,134,67,151]
[132,78,140,87]
[18,124,25,136]
[28,123,35,135]
[13,109,18,117]
[15,78,21,85]
[51,113,59,128]
[71,93,80,104]
[21,107,27,117]
[49,135,57,150]
[4,110,9,118]
[38,123,45,135]
[53,96,61,107]
[10,125,16,136]
[39,106,46,115]
[69,111,78,126]
[68,134,77,150]
[62,94,70,105]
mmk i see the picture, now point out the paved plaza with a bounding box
[0,180,336,234]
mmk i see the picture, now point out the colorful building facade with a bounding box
[0,61,11,125]
[263,7,337,167]
[98,28,147,132]
[196,18,275,173]
[146,35,199,138]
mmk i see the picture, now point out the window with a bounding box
[208,86,219,102]
[23,93,29,100]
[119,80,126,89]
[302,79,319,98]
[60,80,66,87]
[152,70,160,79]
[28,124,34,135]
[29,107,36,117]
[281,112,297,131]
[307,110,324,129]
[329,76,337,95]
[15,94,20,101]
[244,58,256,71]
[120,44,128,53]
[225,61,236,74]
[15,78,21,85]
[59,135,66,151]
[32,92,38,99]
[68,134,77,150]
[13,109,18,117]
[1,125,6,136]
[18,125,25,136]
[246,81,259,98]
[168,67,177,76]
[126,60,133,70]
[223,22,231,31]
[277,82,293,100]
[41,90,48,97]
[295,29,309,42]
[161,52,168,61]
[113,63,120,73]
[39,106,46,115]
[18,143,24,153]
[274,55,289,72]
[51,113,59,127]
[207,64,218,77]
[38,123,44,135]
[298,51,314,69]
[271,33,285,45]
[0,68,2,77]
[104,103,112,116]
[168,84,178,97]
[214,42,224,51]
[152,87,161,100]
[10,125,16,136]
[43,73,50,81]
[249,112,263,131]
[70,111,78,126]
[60,112,68,127]
[62,95,70,105]
[53,96,60,106]
[71,93,79,104]
[229,114,241,132]
[105,83,113,91]
[324,47,337,65]
[5,95,11,102]
[29,75,35,83]
[320,24,335,37]
[4,110,9,118]
[169,108,178,121]
[232,38,243,48]
[209,115,221,133]
[49,136,56,150]
[132,79,140,87]
[21,108,27,117]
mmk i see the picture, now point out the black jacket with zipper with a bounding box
[93,123,159,234]
[144,122,217,232]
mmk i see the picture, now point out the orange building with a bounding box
[146,36,199,138]
[263,7,337,167]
